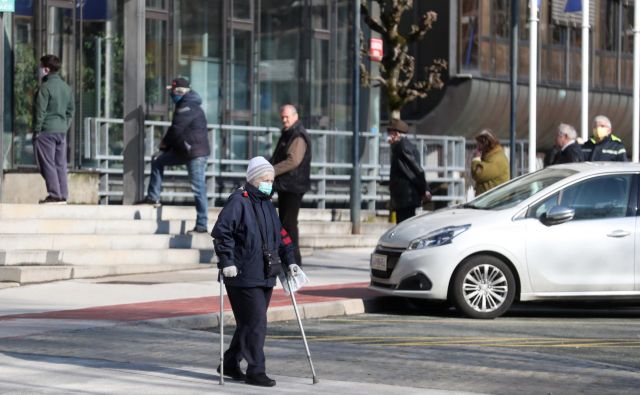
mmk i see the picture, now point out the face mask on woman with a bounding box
[258,182,273,195]
[170,93,183,104]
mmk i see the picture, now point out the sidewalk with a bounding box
[0,248,377,338]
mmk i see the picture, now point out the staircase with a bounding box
[0,204,391,287]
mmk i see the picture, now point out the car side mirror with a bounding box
[540,206,575,226]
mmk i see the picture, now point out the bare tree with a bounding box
[361,0,447,121]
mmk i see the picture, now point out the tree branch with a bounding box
[407,11,437,43]
[361,1,386,35]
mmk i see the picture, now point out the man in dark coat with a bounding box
[551,123,584,165]
[581,115,627,162]
[270,104,311,265]
[140,77,211,233]
[388,119,431,223]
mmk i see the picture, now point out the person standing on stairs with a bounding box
[32,54,74,205]
[138,78,211,234]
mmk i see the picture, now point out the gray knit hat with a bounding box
[246,156,274,182]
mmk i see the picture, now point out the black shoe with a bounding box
[217,364,246,381]
[39,196,67,205]
[245,373,276,387]
[187,227,208,235]
[135,197,161,207]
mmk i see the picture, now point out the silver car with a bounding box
[370,162,640,319]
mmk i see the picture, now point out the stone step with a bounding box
[0,203,386,223]
[0,218,390,237]
[0,234,216,250]
[0,249,215,266]
[0,263,209,284]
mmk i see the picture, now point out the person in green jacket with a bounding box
[471,129,509,196]
[32,54,74,204]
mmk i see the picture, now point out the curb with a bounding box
[144,297,369,330]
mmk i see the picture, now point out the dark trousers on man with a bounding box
[277,190,304,265]
[224,286,273,375]
[33,132,69,200]
[396,206,417,224]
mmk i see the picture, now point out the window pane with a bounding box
[491,0,509,39]
[559,175,632,220]
[310,38,329,127]
[46,6,73,81]
[312,0,329,30]
[231,29,251,111]
[145,18,167,109]
[146,0,165,9]
[233,0,251,20]
[259,0,301,127]
[80,0,126,166]
[13,11,38,167]
[174,0,223,123]
[460,0,479,70]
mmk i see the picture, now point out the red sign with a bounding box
[369,38,383,62]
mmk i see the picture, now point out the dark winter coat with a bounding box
[581,135,627,162]
[389,137,428,210]
[552,141,584,164]
[271,120,312,194]
[161,91,210,159]
[212,183,295,288]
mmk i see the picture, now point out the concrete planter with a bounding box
[2,171,99,204]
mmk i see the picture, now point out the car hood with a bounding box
[379,207,507,248]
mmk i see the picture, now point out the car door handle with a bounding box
[606,230,631,238]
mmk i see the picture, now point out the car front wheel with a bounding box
[452,255,516,319]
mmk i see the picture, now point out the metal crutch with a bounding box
[285,271,319,384]
[219,273,225,385]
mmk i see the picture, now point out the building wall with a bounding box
[4,0,357,172]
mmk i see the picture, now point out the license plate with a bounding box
[371,253,387,271]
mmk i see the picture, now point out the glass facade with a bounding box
[459,0,637,91]
[2,0,355,173]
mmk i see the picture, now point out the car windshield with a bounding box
[466,168,577,210]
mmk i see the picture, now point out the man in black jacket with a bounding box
[141,78,211,233]
[581,115,627,162]
[270,104,311,266]
[551,123,584,165]
[388,119,430,223]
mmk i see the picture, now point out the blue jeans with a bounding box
[147,150,208,230]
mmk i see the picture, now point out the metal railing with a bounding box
[82,117,467,207]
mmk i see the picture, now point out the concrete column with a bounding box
[0,12,4,199]
[122,0,145,204]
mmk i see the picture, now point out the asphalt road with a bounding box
[2,297,640,394]
[263,299,640,395]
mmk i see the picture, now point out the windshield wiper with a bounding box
[461,203,482,209]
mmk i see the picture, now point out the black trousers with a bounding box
[224,286,273,375]
[277,190,304,265]
[396,206,417,224]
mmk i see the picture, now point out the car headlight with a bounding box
[408,224,471,250]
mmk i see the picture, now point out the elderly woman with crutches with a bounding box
[212,156,300,387]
